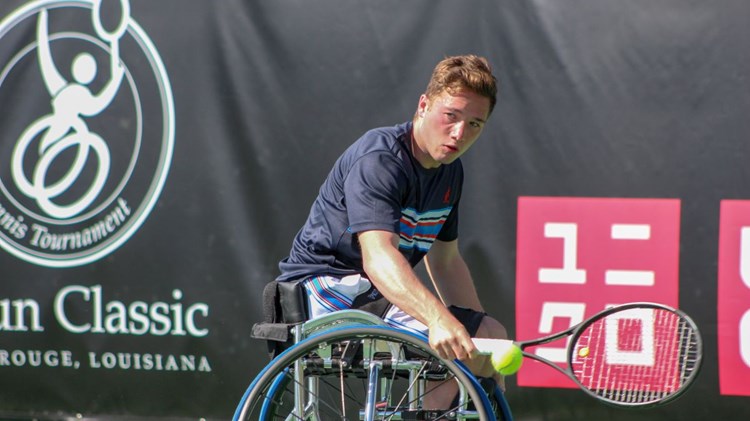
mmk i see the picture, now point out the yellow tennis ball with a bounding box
[490,344,523,376]
[578,347,590,358]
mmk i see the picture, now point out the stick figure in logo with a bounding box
[12,0,130,219]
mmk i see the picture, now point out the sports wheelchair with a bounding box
[233,281,513,420]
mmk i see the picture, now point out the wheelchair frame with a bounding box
[234,309,513,421]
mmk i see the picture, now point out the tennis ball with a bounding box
[490,344,523,376]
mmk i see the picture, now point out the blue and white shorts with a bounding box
[301,274,485,337]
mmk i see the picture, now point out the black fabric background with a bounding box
[1,0,749,419]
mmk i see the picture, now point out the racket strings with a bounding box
[572,308,701,405]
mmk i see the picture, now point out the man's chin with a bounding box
[438,155,460,165]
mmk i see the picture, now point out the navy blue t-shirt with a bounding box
[277,121,464,281]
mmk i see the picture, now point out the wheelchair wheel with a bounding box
[234,325,498,421]
[489,382,513,421]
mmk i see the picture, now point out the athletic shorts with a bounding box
[301,274,485,337]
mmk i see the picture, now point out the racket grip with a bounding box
[471,338,516,356]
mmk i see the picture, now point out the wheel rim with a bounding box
[236,325,495,421]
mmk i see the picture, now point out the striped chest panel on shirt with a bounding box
[398,206,453,252]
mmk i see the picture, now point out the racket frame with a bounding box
[516,302,703,408]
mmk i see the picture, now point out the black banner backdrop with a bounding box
[0,0,749,420]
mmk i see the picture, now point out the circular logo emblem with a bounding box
[0,0,174,267]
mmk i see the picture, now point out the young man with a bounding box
[277,55,508,390]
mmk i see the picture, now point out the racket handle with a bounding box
[471,338,516,356]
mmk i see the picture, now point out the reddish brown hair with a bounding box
[424,55,498,114]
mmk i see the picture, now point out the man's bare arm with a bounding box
[425,239,483,311]
[358,230,477,360]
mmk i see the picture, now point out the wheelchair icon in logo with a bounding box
[11,0,128,220]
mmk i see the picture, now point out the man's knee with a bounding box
[468,316,510,387]
[475,315,508,340]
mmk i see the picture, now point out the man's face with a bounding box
[412,89,491,169]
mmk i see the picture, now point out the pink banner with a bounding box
[718,200,750,396]
[516,197,681,388]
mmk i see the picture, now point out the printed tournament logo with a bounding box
[0,0,174,267]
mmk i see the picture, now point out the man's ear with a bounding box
[417,94,430,117]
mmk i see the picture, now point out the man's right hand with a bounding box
[427,312,478,361]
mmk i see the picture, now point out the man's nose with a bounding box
[450,121,465,141]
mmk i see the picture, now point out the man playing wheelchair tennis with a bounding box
[275,54,508,408]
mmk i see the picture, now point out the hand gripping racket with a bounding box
[474,302,703,407]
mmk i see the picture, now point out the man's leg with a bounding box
[413,308,508,409]
[462,315,509,388]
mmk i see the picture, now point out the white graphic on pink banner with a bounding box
[572,307,683,394]
[516,197,680,388]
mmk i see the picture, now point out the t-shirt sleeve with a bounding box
[343,152,406,234]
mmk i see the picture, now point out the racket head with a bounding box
[567,302,703,408]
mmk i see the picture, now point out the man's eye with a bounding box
[470,121,481,128]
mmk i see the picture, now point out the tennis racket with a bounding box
[474,302,703,407]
